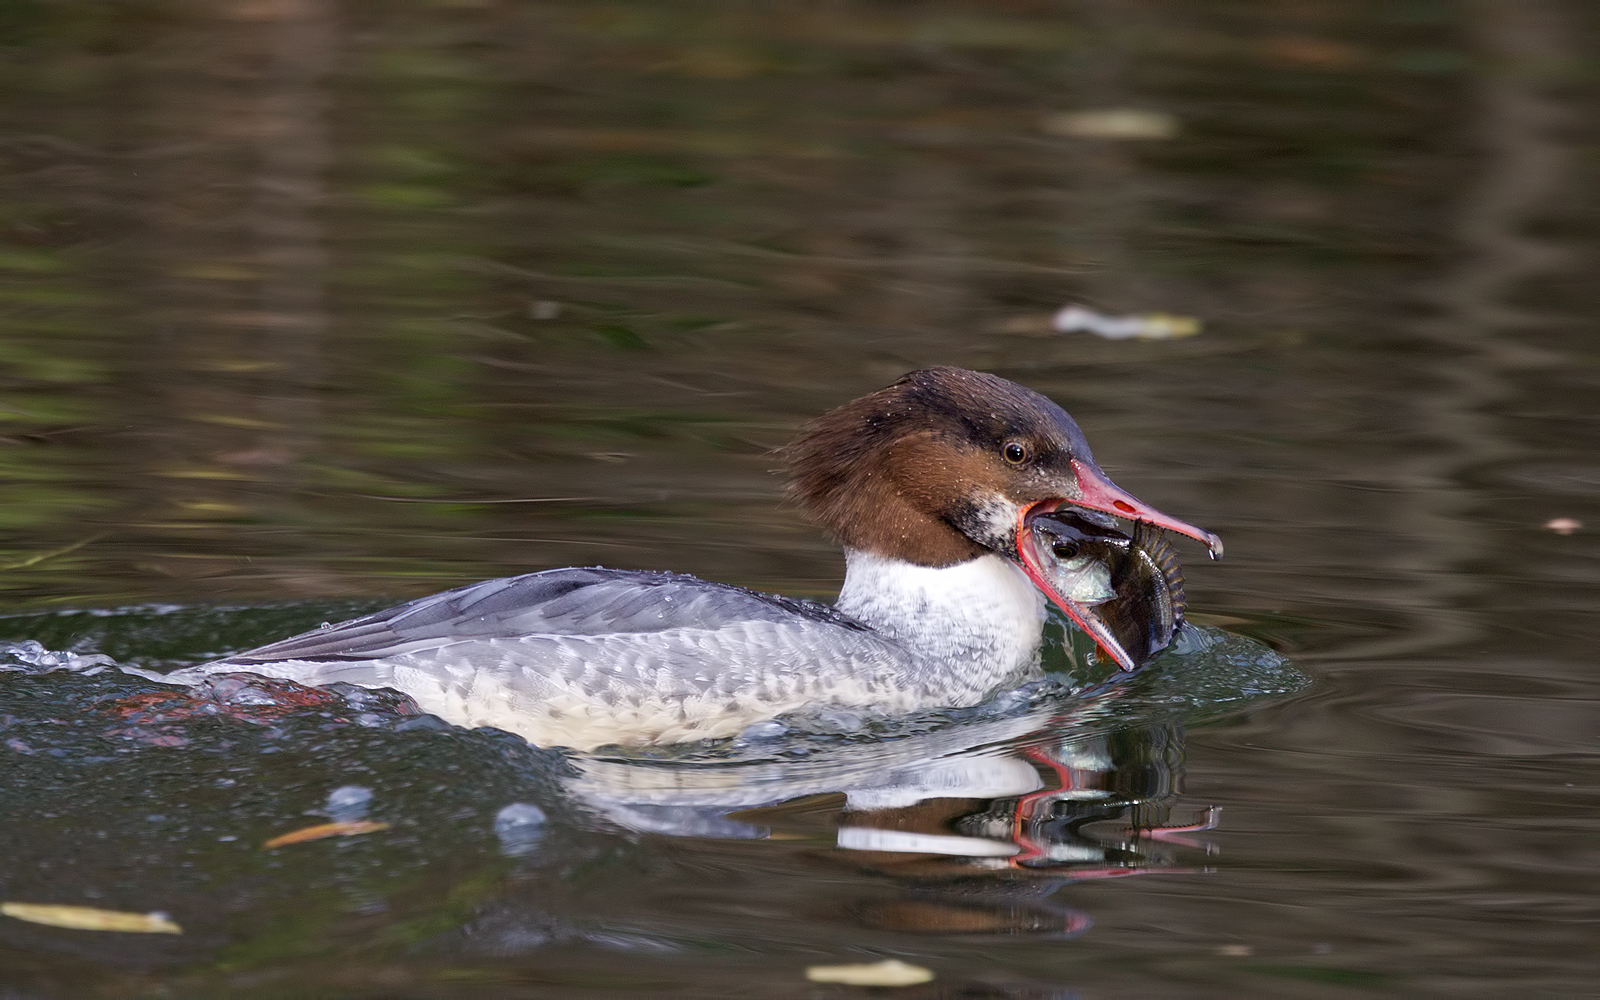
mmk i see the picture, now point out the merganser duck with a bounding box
[169,367,1221,750]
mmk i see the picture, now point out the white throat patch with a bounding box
[835,549,1047,694]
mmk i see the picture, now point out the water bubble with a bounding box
[325,785,374,822]
[494,802,547,857]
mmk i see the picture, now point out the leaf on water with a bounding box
[1,903,182,934]
[262,820,390,850]
[804,959,934,987]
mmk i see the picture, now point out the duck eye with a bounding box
[1003,442,1029,465]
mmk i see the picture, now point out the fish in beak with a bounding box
[1015,506,1188,672]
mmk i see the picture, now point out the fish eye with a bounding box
[1051,539,1080,559]
[1003,441,1030,465]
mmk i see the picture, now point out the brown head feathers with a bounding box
[784,367,1100,567]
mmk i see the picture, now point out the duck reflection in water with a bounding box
[562,712,1214,939]
[843,726,1216,938]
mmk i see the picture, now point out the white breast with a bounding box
[834,550,1047,698]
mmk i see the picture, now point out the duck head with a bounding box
[786,366,1221,670]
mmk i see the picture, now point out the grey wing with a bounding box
[208,566,875,666]
[171,567,912,747]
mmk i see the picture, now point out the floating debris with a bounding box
[2,902,181,935]
[262,820,389,850]
[805,959,934,987]
[1544,517,1581,535]
[1042,108,1178,140]
[1053,305,1201,340]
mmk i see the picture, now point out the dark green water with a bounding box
[0,1,1596,996]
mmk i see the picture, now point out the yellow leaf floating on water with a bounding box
[262,820,389,850]
[2,903,182,934]
[805,959,934,987]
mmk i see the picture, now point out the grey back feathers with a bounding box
[183,567,938,749]
[217,568,873,666]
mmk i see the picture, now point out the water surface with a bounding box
[0,0,1596,995]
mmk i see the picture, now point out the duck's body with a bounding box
[177,557,1045,749]
[169,368,1220,750]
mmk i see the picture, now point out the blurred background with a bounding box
[0,0,1596,995]
[0,0,1587,621]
